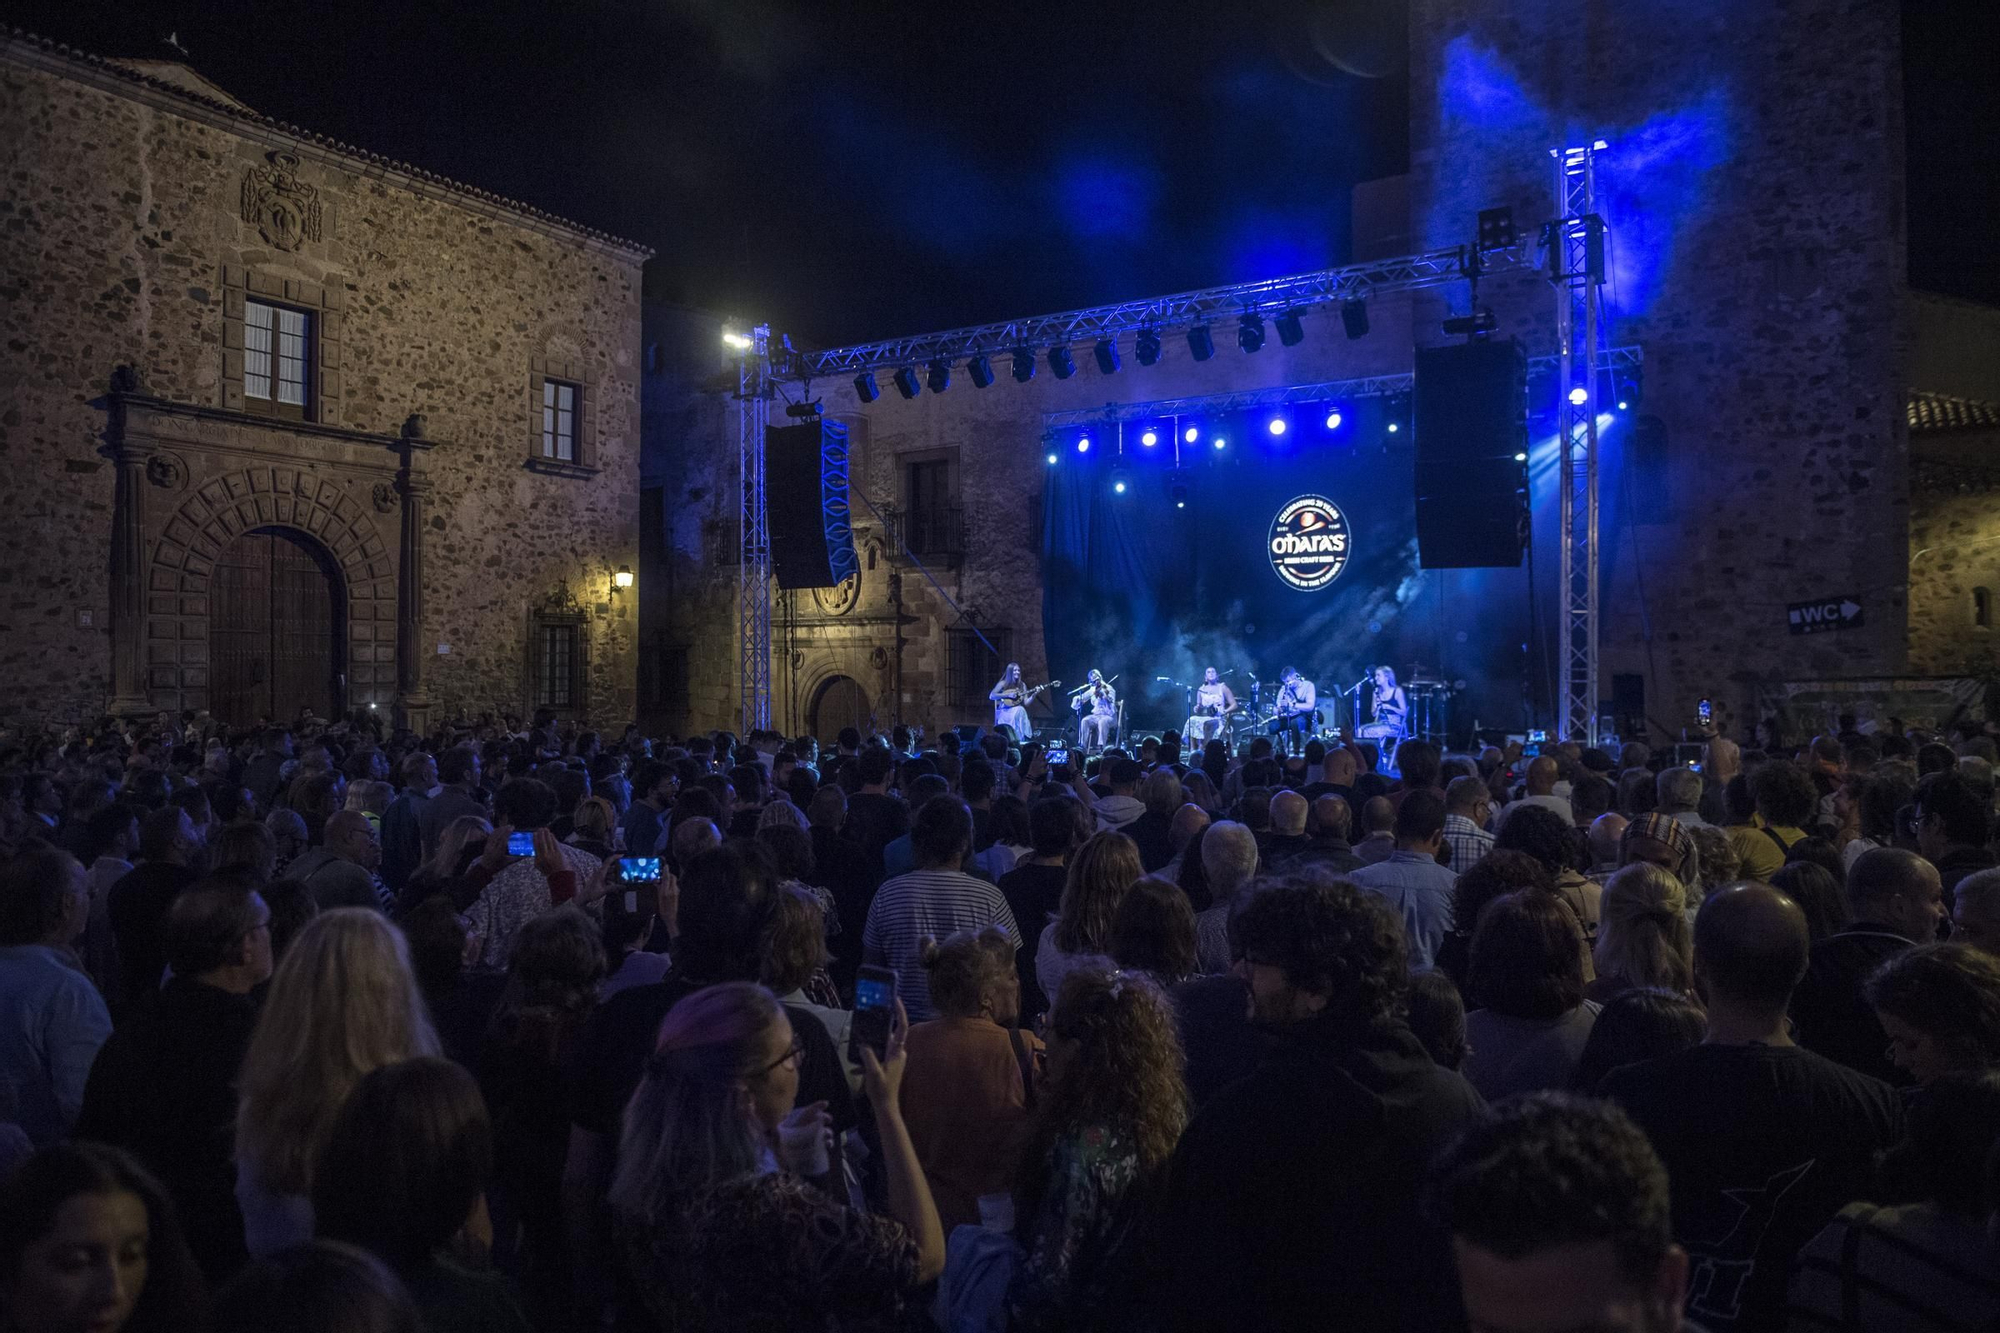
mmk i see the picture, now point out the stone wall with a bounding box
[0,36,646,729]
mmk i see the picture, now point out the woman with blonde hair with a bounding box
[1035,832,1142,1005]
[609,982,943,1329]
[235,908,440,1258]
[1588,862,1695,1004]
[566,795,618,861]
[398,814,491,913]
[1009,965,1187,1330]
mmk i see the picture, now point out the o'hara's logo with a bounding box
[1268,495,1351,591]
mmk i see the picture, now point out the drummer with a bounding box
[1184,667,1236,743]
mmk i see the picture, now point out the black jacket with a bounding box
[1149,1010,1483,1331]
[74,976,260,1281]
[1790,924,1913,1086]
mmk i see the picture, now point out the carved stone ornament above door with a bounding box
[241,151,324,252]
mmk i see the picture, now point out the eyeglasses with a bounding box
[757,1037,805,1078]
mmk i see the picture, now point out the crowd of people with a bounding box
[2,704,2000,1331]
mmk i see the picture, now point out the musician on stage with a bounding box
[1268,666,1317,756]
[989,662,1035,741]
[1186,667,1237,743]
[1355,665,1409,746]
[1073,670,1118,749]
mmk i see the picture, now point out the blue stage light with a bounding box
[854,372,880,403]
[1094,339,1120,375]
[1274,309,1305,347]
[1187,326,1215,362]
[1141,429,1158,447]
[1267,416,1288,437]
[1183,425,1200,444]
[1324,410,1343,430]
[926,358,951,393]
[1568,385,1589,406]
[1238,313,1265,353]
[1213,435,1228,450]
[1011,348,1036,383]
[1076,434,1091,453]
[1113,479,1127,494]
[1135,328,1162,366]
[967,355,995,389]
[1387,422,1400,434]
[1514,451,1528,462]
[893,367,921,400]
[1050,346,1077,379]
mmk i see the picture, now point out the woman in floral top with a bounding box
[1009,965,1189,1331]
[608,981,945,1331]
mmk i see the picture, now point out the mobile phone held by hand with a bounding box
[616,855,661,884]
[507,830,535,857]
[849,965,897,1063]
[1044,744,1070,770]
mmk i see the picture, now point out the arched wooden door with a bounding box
[808,675,872,741]
[209,527,345,726]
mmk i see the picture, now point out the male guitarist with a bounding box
[989,663,1057,742]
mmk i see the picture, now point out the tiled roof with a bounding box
[2,27,653,259]
[1909,391,2000,436]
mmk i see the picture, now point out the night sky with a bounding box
[8,0,1995,345]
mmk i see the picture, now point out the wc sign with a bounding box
[1788,596,1864,636]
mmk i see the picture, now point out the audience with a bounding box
[1462,890,1600,1099]
[1190,821,1258,974]
[0,847,108,1149]
[211,1239,423,1333]
[1107,874,1199,987]
[1863,941,2000,1086]
[1588,863,1692,1003]
[1035,831,1141,1004]
[864,796,1022,1021]
[1348,789,1457,970]
[1792,846,1944,1085]
[1570,987,1705,1092]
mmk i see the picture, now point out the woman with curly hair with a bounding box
[1010,965,1186,1332]
[1035,832,1143,1005]
[1493,804,1600,944]
[1865,942,2000,1085]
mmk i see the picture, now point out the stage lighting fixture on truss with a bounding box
[1567,384,1589,406]
[1187,325,1216,362]
[1012,348,1037,383]
[1477,206,1517,252]
[1183,424,1201,444]
[1615,370,1641,411]
[1324,408,1344,430]
[1340,299,1370,340]
[1442,308,1498,340]
[784,399,822,420]
[1110,464,1130,496]
[1140,427,1159,447]
[1266,414,1289,437]
[1167,469,1190,509]
[853,371,880,403]
[926,358,952,393]
[1135,327,1163,365]
[1094,338,1120,375]
[1049,346,1077,379]
[1076,432,1092,453]
[893,366,922,400]
[1274,309,1305,347]
[1212,431,1229,450]
[967,354,995,388]
[1046,449,1059,465]
[1238,312,1265,353]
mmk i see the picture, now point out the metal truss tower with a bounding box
[737,324,772,734]
[1552,144,1608,745]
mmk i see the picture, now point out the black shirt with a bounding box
[1598,1043,1903,1333]
[841,793,909,872]
[1790,925,1913,1086]
[997,862,1068,1011]
[105,861,200,1012]
[568,975,855,1140]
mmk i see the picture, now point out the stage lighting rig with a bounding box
[1011,348,1037,383]
[1274,309,1305,347]
[1110,464,1130,496]
[1135,327,1162,366]
[893,366,922,400]
[853,371,880,403]
[1340,299,1369,340]
[1238,313,1265,353]
[1442,308,1498,339]
[1094,338,1120,375]
[784,399,823,419]
[1167,469,1190,509]
[967,354,995,388]
[1477,206,1517,251]
[1187,325,1215,362]
[926,358,951,393]
[1049,346,1077,379]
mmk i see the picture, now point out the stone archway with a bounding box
[808,674,873,742]
[146,465,396,716]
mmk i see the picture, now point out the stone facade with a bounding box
[657,0,1940,744]
[0,32,647,730]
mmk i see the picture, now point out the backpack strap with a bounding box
[1763,825,1794,854]
[1007,1026,1038,1110]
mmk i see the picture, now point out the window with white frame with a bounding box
[243,299,311,418]
[542,379,579,462]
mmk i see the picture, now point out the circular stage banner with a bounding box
[1268,494,1352,591]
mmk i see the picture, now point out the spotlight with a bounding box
[1113,477,1128,495]
[854,371,880,403]
[1213,435,1228,450]
[1169,473,1189,509]
[1238,312,1265,353]
[1324,410,1343,430]
[926,358,951,393]
[1011,348,1037,383]
[1049,346,1076,379]
[1046,451,1058,465]
[1442,308,1498,338]
[1183,425,1200,444]
[1387,422,1400,434]
[1477,205,1517,251]
[1267,416,1288,437]
[967,355,995,389]
[1135,328,1162,366]
[1616,373,1641,410]
[1110,464,1131,496]
[893,366,921,400]
[722,330,753,350]
[1140,428,1158,447]
[1187,325,1215,362]
[1567,385,1589,406]
[1076,433,1091,453]
[1514,451,1528,462]
[1274,309,1305,347]
[1340,299,1369,340]
[1093,339,1120,375]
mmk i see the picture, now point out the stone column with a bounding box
[106,421,154,718]
[394,466,432,733]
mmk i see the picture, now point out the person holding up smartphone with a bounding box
[609,983,944,1328]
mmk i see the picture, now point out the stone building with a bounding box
[0,30,647,732]
[656,0,2000,745]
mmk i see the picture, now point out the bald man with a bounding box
[1287,794,1363,874]
[1599,885,1904,1333]
[1585,812,1628,874]
[1264,790,1311,863]
[1354,795,1398,866]
[1159,803,1212,883]
[1954,867,2000,956]
[1501,755,1574,829]
[285,808,384,911]
[1790,847,1943,1085]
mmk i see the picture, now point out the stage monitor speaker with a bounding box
[1413,340,1528,569]
[766,420,857,589]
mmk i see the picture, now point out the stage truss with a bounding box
[736,324,772,735]
[1552,144,1609,746]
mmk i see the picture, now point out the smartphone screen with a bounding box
[506,831,535,857]
[617,855,661,883]
[1697,698,1713,723]
[1045,745,1070,769]
[849,965,896,1062]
